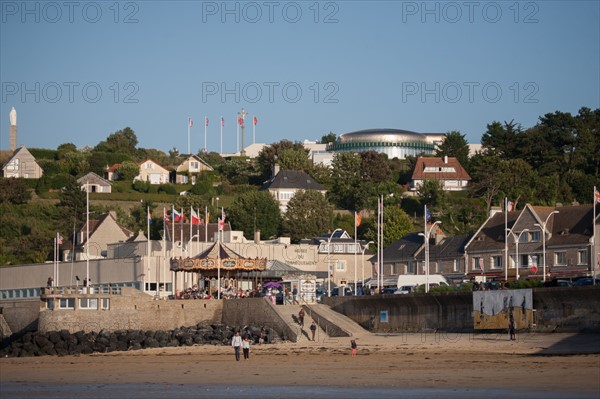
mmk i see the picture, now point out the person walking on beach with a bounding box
[298,308,305,327]
[242,335,251,360]
[231,331,242,361]
[310,321,317,341]
[351,339,357,357]
[508,317,516,341]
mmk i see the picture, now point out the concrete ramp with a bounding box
[271,304,325,343]
[303,303,373,339]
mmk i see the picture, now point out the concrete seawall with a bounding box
[324,286,600,333]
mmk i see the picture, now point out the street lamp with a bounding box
[423,221,442,293]
[534,210,559,283]
[506,228,529,281]
[361,241,375,294]
[327,228,342,297]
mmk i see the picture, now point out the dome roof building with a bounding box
[329,128,435,159]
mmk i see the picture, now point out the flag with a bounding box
[425,207,432,222]
[57,233,63,245]
[205,116,209,126]
[164,208,169,223]
[173,209,182,223]
[238,117,243,126]
[221,117,224,127]
[191,208,201,225]
[218,217,224,231]
[221,208,227,222]
[253,116,257,126]
[355,212,362,227]
[188,118,193,127]
[507,200,515,212]
[594,187,600,204]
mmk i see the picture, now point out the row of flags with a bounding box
[188,116,258,127]
[148,206,227,230]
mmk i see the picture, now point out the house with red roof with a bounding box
[410,156,471,191]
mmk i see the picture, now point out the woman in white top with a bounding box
[242,335,251,360]
[231,331,242,361]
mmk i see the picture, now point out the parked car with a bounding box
[548,279,572,287]
[331,287,353,296]
[381,287,397,295]
[572,277,600,287]
[394,285,416,294]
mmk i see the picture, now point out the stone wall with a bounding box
[323,286,600,333]
[38,288,222,334]
[0,299,39,336]
[222,297,298,341]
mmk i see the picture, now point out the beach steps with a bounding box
[271,304,324,343]
[303,303,374,340]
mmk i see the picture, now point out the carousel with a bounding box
[170,241,267,299]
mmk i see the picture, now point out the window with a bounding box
[335,261,346,271]
[518,233,528,243]
[578,250,588,265]
[101,298,110,310]
[190,161,199,170]
[279,191,293,200]
[436,260,442,273]
[492,256,502,269]
[407,261,415,274]
[555,252,567,266]
[390,264,397,275]
[530,231,541,242]
[58,298,75,309]
[79,298,98,310]
[334,244,344,253]
[453,259,458,272]
[473,257,483,271]
[145,162,152,169]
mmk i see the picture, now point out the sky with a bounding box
[1,1,599,154]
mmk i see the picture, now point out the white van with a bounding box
[396,275,450,289]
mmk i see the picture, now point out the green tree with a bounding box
[94,127,138,155]
[279,147,310,171]
[58,178,86,227]
[284,190,333,243]
[362,206,413,249]
[117,160,140,181]
[56,143,78,160]
[0,178,32,204]
[417,179,446,210]
[435,131,470,169]
[320,131,336,144]
[360,151,392,184]
[257,140,307,179]
[481,120,524,158]
[329,152,370,211]
[228,190,282,240]
[221,158,255,185]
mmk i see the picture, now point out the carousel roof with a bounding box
[193,241,243,260]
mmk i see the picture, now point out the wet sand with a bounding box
[1,333,599,397]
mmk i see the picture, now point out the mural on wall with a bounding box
[473,289,533,330]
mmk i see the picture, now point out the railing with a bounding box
[1,282,141,301]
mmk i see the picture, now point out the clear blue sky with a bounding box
[1,1,599,154]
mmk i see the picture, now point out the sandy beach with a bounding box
[1,332,599,398]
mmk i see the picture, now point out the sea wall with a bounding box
[37,288,222,334]
[323,286,600,333]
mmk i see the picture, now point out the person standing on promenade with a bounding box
[508,317,516,341]
[231,331,242,361]
[298,308,305,327]
[310,321,317,341]
[46,276,53,288]
[242,335,251,360]
[351,339,357,357]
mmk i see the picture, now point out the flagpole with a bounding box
[220,116,223,155]
[53,235,57,287]
[594,186,598,284]
[205,206,208,243]
[253,115,256,144]
[172,205,175,297]
[505,197,508,282]
[424,205,428,292]
[147,206,151,294]
[354,211,358,294]
[204,116,208,153]
[236,118,240,154]
[187,119,191,155]
[162,207,166,300]
[56,232,59,285]
[380,195,384,291]
[86,182,89,293]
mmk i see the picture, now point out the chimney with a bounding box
[489,206,502,218]
[254,229,261,244]
[272,163,280,177]
[443,155,448,164]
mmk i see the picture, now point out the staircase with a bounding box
[271,304,324,343]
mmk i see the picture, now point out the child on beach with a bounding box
[351,339,357,357]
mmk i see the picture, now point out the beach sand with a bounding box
[1,332,599,396]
